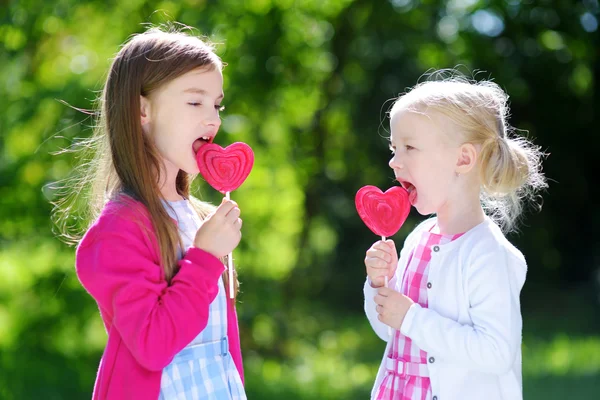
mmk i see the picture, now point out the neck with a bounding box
[435,183,485,235]
[157,161,184,202]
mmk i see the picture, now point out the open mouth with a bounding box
[398,179,418,205]
[192,135,215,153]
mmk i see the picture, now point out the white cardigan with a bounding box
[364,217,526,400]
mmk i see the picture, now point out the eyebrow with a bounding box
[391,131,416,141]
[183,88,224,100]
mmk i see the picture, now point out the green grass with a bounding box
[524,375,600,399]
[1,241,599,399]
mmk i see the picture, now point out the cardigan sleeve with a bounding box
[400,247,526,375]
[76,222,225,372]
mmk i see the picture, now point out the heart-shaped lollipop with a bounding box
[355,185,411,238]
[196,142,254,193]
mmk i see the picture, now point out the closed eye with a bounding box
[389,144,396,154]
[187,103,225,112]
[405,145,415,151]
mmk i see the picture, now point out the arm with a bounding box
[401,250,525,374]
[77,230,225,371]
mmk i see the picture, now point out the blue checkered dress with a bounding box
[159,199,246,400]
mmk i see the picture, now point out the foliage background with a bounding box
[1,0,599,398]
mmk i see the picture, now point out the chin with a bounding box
[414,203,433,216]
[180,162,200,175]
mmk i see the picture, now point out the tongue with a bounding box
[192,139,204,153]
[408,187,417,205]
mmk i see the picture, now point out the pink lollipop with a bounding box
[355,185,411,238]
[356,185,410,335]
[196,142,254,193]
[196,142,254,298]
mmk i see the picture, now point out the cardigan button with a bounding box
[429,356,435,363]
[433,397,438,400]
[427,282,432,289]
[432,245,440,252]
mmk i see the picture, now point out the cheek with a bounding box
[156,111,188,138]
[419,161,453,195]
[159,103,190,123]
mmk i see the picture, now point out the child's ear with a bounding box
[140,96,151,126]
[456,143,477,174]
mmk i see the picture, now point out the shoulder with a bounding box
[75,195,161,283]
[463,219,525,265]
[77,194,153,251]
[459,218,527,288]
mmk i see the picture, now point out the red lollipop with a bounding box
[196,142,254,193]
[355,185,411,238]
[196,142,254,299]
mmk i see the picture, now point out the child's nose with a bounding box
[204,111,222,128]
[389,153,403,170]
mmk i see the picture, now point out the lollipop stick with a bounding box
[382,235,388,287]
[382,235,392,337]
[226,191,234,299]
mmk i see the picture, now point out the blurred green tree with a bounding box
[1,0,599,398]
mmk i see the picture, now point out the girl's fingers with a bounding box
[366,249,392,263]
[234,218,243,230]
[215,200,236,217]
[365,256,388,269]
[372,243,392,253]
[225,207,241,223]
[383,239,397,251]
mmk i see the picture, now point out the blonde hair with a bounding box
[390,72,547,232]
[51,24,239,295]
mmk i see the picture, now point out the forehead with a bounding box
[164,67,224,95]
[390,109,439,140]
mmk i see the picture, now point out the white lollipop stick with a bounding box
[226,191,234,299]
[382,235,392,337]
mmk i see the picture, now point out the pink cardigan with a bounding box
[76,196,244,399]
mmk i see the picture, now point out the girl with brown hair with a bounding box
[56,25,247,399]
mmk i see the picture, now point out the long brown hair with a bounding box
[52,24,238,296]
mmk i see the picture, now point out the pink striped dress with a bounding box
[375,227,463,400]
